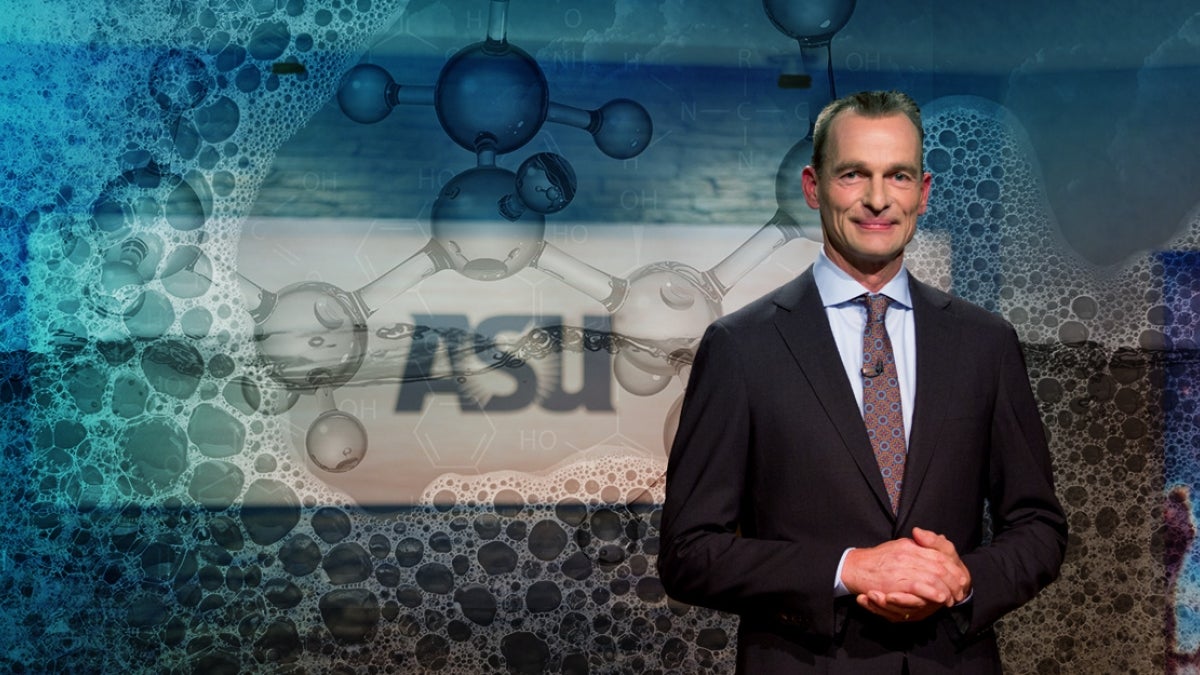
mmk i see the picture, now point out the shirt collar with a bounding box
[812,247,912,309]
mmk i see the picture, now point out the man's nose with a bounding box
[862,178,889,212]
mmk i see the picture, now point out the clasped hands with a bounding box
[841,527,972,623]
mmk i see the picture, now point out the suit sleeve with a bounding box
[958,326,1068,635]
[656,321,848,636]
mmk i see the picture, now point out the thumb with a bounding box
[912,527,950,551]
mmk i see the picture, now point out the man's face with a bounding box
[802,112,931,280]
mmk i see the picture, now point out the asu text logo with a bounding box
[395,314,615,414]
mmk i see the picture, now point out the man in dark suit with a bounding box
[657,91,1068,673]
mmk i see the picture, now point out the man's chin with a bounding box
[849,250,904,267]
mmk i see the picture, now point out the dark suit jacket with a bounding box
[657,268,1067,674]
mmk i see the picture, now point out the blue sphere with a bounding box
[516,153,576,215]
[435,41,549,154]
[251,281,369,392]
[338,63,396,124]
[306,409,368,473]
[593,99,652,160]
[431,166,546,281]
[762,0,856,47]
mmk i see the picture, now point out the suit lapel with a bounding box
[772,269,895,516]
[895,277,960,521]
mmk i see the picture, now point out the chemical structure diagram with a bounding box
[236,0,857,474]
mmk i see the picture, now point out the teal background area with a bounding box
[2,0,1199,672]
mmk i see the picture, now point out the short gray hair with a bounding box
[811,90,923,174]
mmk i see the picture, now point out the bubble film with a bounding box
[913,97,1181,673]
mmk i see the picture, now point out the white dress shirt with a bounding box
[811,248,916,440]
[811,248,917,597]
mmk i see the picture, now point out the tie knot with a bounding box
[861,294,891,323]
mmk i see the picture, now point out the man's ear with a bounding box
[802,165,820,209]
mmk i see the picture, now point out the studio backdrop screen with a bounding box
[2,0,1198,672]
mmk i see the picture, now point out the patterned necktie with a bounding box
[860,294,906,513]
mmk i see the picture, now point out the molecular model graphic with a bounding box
[234,0,860,474]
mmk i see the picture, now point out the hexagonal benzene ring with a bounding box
[412,397,497,469]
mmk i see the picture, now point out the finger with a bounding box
[905,540,960,569]
[905,579,950,605]
[880,592,928,609]
[912,527,955,555]
[918,562,962,597]
[868,592,941,618]
[908,531,971,596]
[886,556,957,596]
[859,594,925,623]
[858,594,907,621]
[913,532,971,597]
[856,593,890,617]
[865,591,934,614]
[913,531,969,581]
[844,539,967,597]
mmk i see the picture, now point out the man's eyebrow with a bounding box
[828,160,921,175]
[827,160,865,175]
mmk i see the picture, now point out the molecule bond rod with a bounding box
[314,384,337,412]
[476,134,498,166]
[800,43,836,122]
[487,0,510,45]
[529,241,628,312]
[236,272,272,319]
[394,84,435,107]
[546,103,595,132]
[352,241,446,317]
[705,218,801,296]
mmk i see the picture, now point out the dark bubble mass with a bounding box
[141,339,203,399]
[528,519,568,560]
[396,536,424,567]
[188,403,246,458]
[312,506,352,543]
[278,534,321,576]
[322,542,373,584]
[188,460,245,509]
[500,632,550,674]
[319,589,380,644]
[525,580,562,613]
[241,479,301,545]
[911,93,1193,671]
[478,540,519,575]
[416,562,454,594]
[125,417,189,490]
[194,96,241,143]
[455,585,498,626]
[248,21,291,61]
